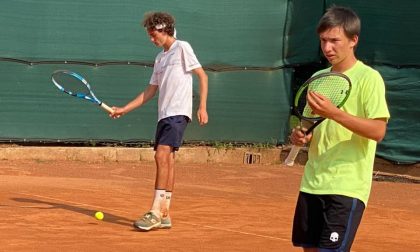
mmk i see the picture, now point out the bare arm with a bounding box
[110,84,158,118]
[193,67,208,126]
[307,91,387,142]
[328,109,387,142]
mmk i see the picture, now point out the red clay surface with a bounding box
[0,160,419,252]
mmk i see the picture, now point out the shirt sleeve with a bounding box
[149,54,160,85]
[149,70,158,85]
[180,41,202,72]
[362,70,390,121]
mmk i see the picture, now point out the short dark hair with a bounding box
[317,6,360,39]
[142,12,175,36]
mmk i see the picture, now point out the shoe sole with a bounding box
[133,222,161,231]
[159,224,172,229]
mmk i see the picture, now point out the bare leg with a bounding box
[154,145,172,190]
[132,145,175,231]
[162,151,175,217]
[303,248,318,252]
[166,151,175,191]
[153,145,175,217]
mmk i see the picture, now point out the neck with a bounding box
[163,37,176,51]
[331,55,358,73]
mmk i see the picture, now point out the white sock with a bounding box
[151,189,166,216]
[164,191,172,216]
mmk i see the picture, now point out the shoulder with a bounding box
[155,50,164,59]
[176,40,194,51]
[354,61,382,79]
[345,61,383,86]
[352,62,386,100]
[176,40,191,46]
[311,67,332,77]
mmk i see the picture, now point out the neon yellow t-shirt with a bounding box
[300,61,390,206]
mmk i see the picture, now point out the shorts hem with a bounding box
[153,144,180,152]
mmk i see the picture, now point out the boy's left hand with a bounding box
[307,91,338,119]
[197,109,208,126]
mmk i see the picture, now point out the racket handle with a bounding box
[100,102,114,114]
[284,145,301,166]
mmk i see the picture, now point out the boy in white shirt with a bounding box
[111,12,208,231]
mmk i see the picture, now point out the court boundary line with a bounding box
[15,192,288,241]
[177,220,289,241]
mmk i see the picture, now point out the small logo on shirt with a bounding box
[330,232,339,242]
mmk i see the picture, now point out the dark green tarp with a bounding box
[0,0,419,163]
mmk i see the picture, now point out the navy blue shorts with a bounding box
[154,115,189,151]
[292,192,365,252]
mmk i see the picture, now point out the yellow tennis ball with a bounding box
[95,211,104,220]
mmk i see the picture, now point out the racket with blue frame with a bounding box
[51,70,114,113]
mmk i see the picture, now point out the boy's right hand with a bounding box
[289,126,312,146]
[109,107,125,119]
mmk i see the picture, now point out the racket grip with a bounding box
[100,102,114,114]
[284,145,302,166]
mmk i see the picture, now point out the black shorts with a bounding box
[154,115,189,151]
[292,192,365,252]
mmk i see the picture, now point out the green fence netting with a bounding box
[375,65,420,164]
[0,0,419,164]
[0,0,291,68]
[328,0,420,66]
[0,61,292,144]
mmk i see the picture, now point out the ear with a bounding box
[350,35,359,49]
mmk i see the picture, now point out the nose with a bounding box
[322,41,333,53]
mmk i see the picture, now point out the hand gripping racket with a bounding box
[284,72,352,166]
[51,70,114,113]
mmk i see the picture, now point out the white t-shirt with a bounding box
[150,40,202,121]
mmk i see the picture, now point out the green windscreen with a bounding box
[0,61,292,144]
[0,0,419,164]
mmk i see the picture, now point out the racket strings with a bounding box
[52,72,91,97]
[296,75,350,119]
[309,76,350,105]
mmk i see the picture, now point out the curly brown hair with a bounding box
[142,12,175,36]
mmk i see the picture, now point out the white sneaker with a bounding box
[133,212,161,231]
[159,215,172,229]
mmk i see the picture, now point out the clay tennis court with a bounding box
[0,151,419,252]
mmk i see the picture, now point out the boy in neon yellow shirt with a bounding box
[290,6,390,252]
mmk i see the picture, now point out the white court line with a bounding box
[178,220,288,241]
[16,192,288,241]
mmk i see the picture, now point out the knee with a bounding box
[154,151,167,163]
[154,152,162,162]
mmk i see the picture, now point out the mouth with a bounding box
[325,55,336,62]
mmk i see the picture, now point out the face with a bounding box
[319,26,358,67]
[147,29,168,47]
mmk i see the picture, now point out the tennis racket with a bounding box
[284,72,352,166]
[51,70,114,113]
